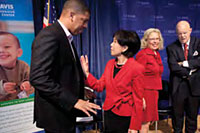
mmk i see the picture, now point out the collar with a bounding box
[58,20,73,43]
[181,39,190,49]
[144,48,158,55]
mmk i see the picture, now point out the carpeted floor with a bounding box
[82,116,200,133]
[149,116,200,133]
[149,119,173,133]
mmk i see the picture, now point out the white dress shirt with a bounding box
[58,20,76,61]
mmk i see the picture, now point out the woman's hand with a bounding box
[80,55,90,77]
[143,98,146,110]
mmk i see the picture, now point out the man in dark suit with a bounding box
[167,20,200,133]
[30,0,101,132]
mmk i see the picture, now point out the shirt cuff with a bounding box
[189,69,197,75]
[182,61,189,67]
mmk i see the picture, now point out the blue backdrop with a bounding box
[32,0,200,105]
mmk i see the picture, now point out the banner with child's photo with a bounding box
[0,0,41,132]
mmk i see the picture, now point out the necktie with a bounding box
[68,35,73,43]
[184,43,188,60]
[67,35,76,61]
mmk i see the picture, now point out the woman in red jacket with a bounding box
[136,28,164,133]
[81,30,144,133]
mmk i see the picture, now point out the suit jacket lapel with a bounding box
[113,59,130,83]
[71,41,85,94]
[55,22,77,63]
[71,41,79,62]
[71,41,84,78]
[188,37,195,60]
[55,22,84,88]
[109,60,123,96]
[176,41,185,61]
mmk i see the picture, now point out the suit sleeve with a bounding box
[30,30,77,112]
[188,42,200,69]
[135,52,147,66]
[166,46,190,77]
[136,52,153,75]
[188,56,200,69]
[129,67,144,130]
[85,73,106,92]
[188,38,200,69]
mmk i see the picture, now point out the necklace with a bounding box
[114,62,123,69]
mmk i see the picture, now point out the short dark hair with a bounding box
[113,30,141,58]
[0,31,20,48]
[62,0,90,14]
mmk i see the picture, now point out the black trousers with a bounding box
[104,110,131,133]
[172,80,199,133]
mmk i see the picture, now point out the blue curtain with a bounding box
[32,0,200,103]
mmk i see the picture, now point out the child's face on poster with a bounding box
[0,35,22,68]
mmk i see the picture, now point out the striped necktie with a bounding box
[184,43,188,60]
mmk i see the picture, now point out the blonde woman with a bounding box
[136,28,164,133]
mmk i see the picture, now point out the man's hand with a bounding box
[74,99,101,116]
[3,82,17,94]
[178,62,183,66]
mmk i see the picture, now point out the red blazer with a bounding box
[85,58,144,130]
[136,48,163,90]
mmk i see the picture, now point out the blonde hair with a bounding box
[141,28,164,50]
